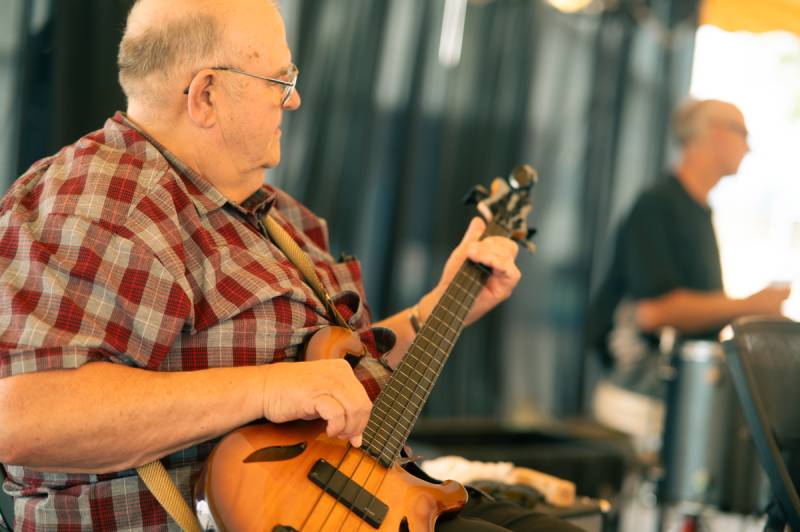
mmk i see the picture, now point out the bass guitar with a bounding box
[195,165,539,531]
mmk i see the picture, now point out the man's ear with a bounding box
[186,71,218,128]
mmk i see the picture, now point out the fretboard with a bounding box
[361,222,509,466]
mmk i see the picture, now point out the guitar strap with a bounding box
[263,214,353,331]
[136,461,201,532]
[135,215,351,532]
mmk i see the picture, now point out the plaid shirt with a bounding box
[0,113,393,530]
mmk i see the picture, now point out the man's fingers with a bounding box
[315,395,347,438]
[311,374,371,446]
[332,387,371,443]
[467,237,519,273]
[458,217,486,247]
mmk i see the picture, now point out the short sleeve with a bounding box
[0,213,192,377]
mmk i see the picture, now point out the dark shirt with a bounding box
[588,176,723,366]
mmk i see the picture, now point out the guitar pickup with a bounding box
[307,459,388,529]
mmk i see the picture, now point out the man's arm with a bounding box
[376,217,521,369]
[0,358,371,473]
[635,285,791,334]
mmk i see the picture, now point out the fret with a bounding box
[370,420,408,446]
[364,241,496,464]
[442,288,476,312]
[363,423,402,453]
[369,402,393,425]
[370,424,406,451]
[427,327,454,351]
[395,369,441,400]
[378,397,420,424]
[442,293,470,314]
[397,364,435,387]
[429,311,462,337]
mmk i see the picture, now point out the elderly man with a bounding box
[0,1,578,530]
[588,99,790,436]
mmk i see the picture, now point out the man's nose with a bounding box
[284,88,301,110]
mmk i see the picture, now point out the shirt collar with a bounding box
[113,112,275,218]
[236,186,276,220]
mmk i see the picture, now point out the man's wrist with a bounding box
[411,290,441,333]
[409,304,423,333]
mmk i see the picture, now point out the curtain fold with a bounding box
[11,0,700,419]
[276,0,699,418]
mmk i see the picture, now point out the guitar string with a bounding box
[359,221,507,465]
[373,221,508,460]
[315,271,478,532]
[323,256,490,530]
[363,265,482,467]
[328,330,458,532]
[300,313,450,531]
[299,442,356,531]
[314,436,393,532]
[343,225,507,529]
[340,264,486,531]
[355,270,483,532]
[308,221,508,529]
[333,446,387,532]
[373,265,483,460]
[348,448,394,532]
[313,443,368,532]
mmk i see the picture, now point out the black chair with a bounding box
[0,466,12,530]
[723,317,800,531]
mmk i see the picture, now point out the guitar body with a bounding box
[197,167,539,531]
[197,421,467,531]
[196,326,467,531]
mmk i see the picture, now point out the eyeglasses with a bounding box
[182,64,299,106]
[718,121,749,139]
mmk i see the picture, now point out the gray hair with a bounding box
[117,6,226,105]
[672,98,737,146]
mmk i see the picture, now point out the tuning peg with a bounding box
[463,185,489,205]
[508,165,538,189]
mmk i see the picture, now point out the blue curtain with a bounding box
[9,0,699,419]
[274,0,699,418]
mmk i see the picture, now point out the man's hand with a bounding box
[423,217,521,327]
[260,360,372,447]
[745,284,792,315]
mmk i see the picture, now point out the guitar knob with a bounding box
[462,185,489,205]
[509,164,538,189]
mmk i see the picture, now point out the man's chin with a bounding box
[262,156,281,170]
[262,147,282,170]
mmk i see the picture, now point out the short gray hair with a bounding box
[117,6,225,104]
[672,98,736,146]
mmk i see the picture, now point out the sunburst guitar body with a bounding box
[196,165,540,531]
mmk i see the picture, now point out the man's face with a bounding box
[711,108,750,176]
[215,4,301,182]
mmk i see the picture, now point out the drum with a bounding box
[659,340,768,513]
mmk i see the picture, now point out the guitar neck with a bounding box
[362,222,509,466]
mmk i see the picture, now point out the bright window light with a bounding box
[691,25,800,320]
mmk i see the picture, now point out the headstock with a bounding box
[464,164,538,252]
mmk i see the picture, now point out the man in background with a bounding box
[588,99,790,442]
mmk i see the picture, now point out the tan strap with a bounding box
[137,460,201,532]
[263,215,351,329]
[137,214,348,531]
